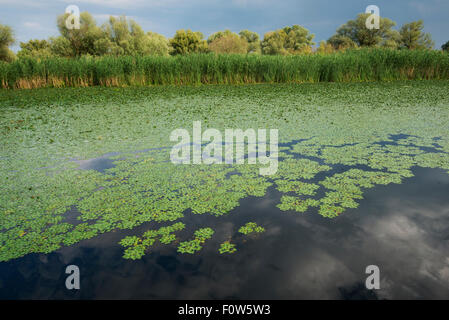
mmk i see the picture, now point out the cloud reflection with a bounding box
[1,167,449,299]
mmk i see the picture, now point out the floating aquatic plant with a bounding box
[238,222,265,235]
[119,222,185,260]
[219,241,237,254]
[1,81,449,261]
[177,227,214,254]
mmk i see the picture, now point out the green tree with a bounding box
[283,25,315,53]
[49,36,75,57]
[328,13,400,49]
[207,29,234,43]
[98,16,134,55]
[239,30,261,54]
[20,36,74,58]
[326,34,357,50]
[169,29,208,55]
[17,39,52,59]
[443,41,449,52]
[0,23,16,62]
[208,30,248,54]
[262,25,314,55]
[316,40,335,54]
[261,30,287,55]
[93,37,121,56]
[94,16,168,56]
[399,20,434,49]
[57,11,102,56]
[146,32,169,56]
[130,19,150,54]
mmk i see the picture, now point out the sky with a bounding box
[1,0,448,52]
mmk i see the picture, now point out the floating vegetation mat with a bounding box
[1,81,449,262]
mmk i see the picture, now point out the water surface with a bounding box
[1,167,448,299]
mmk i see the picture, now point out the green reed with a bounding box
[1,48,448,89]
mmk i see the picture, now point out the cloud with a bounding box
[58,0,185,9]
[92,14,120,21]
[92,14,140,20]
[1,0,448,49]
[24,22,42,28]
[409,0,449,15]
[231,0,271,6]
[0,0,49,7]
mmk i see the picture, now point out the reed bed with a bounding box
[1,49,448,89]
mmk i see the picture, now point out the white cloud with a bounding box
[0,0,49,7]
[92,14,120,20]
[59,0,183,9]
[24,22,42,28]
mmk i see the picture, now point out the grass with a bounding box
[1,81,449,262]
[1,49,449,89]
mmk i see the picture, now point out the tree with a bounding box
[208,30,248,54]
[207,30,234,44]
[57,11,102,56]
[261,30,287,55]
[0,23,16,62]
[22,13,168,58]
[328,13,400,49]
[399,20,434,50]
[443,41,449,52]
[239,30,261,54]
[97,16,136,55]
[93,37,122,56]
[262,25,314,55]
[327,34,357,50]
[49,36,75,57]
[92,16,169,56]
[20,36,74,58]
[146,32,169,56]
[283,25,315,53]
[169,29,208,55]
[129,20,151,55]
[316,40,335,54]
[17,39,52,59]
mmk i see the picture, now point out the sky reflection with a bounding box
[1,167,448,299]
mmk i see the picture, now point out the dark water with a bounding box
[1,166,449,299]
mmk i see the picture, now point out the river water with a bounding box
[1,166,449,299]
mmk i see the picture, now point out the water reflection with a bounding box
[1,167,449,299]
[74,156,117,173]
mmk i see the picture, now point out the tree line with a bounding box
[1,11,448,62]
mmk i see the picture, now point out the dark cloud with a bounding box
[1,0,448,51]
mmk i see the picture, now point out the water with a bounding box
[1,166,449,299]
